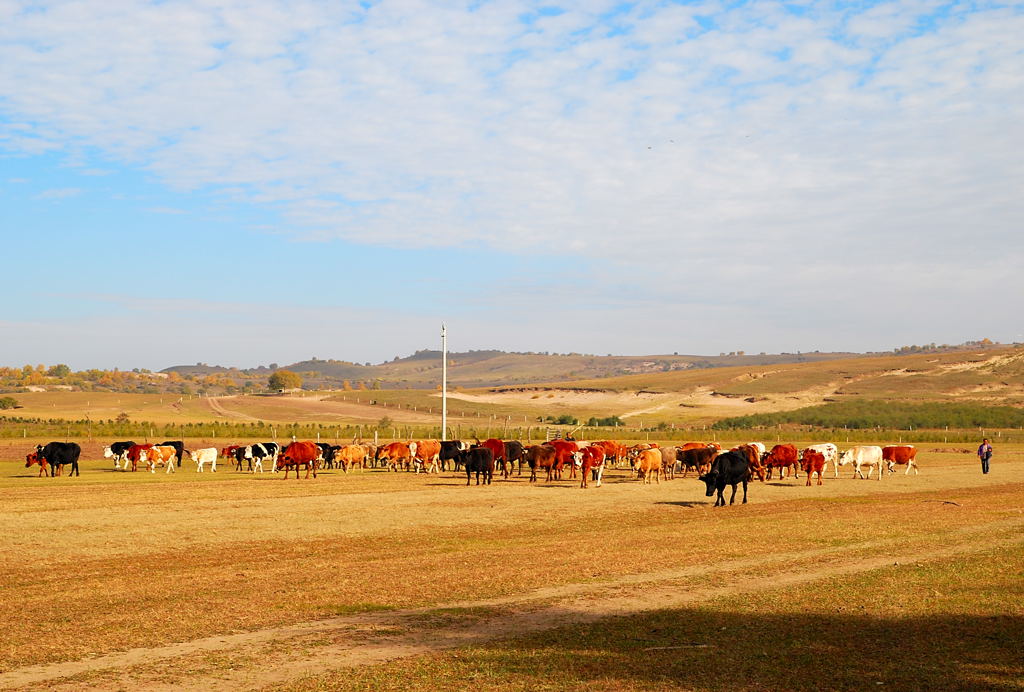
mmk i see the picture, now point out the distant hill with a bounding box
[235,349,867,389]
[159,343,1010,391]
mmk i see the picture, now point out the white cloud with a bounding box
[0,1,1022,359]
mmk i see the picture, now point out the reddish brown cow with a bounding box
[546,439,579,479]
[25,451,50,477]
[801,449,826,486]
[882,445,919,474]
[764,444,799,480]
[579,446,606,488]
[125,444,155,472]
[412,439,442,474]
[592,440,625,467]
[278,441,320,479]
[678,447,717,477]
[479,438,506,476]
[377,442,412,472]
[680,441,722,452]
[731,444,766,482]
[221,445,244,470]
[526,444,557,482]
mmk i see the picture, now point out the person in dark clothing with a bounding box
[977,438,993,474]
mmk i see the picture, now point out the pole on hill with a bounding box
[441,323,448,442]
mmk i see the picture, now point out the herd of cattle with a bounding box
[23,437,920,505]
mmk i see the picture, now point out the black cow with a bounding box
[327,444,345,470]
[105,440,136,469]
[699,451,749,506]
[439,440,467,472]
[460,447,494,486]
[159,441,185,468]
[38,442,82,477]
[503,440,526,477]
[315,443,334,469]
[259,442,280,471]
[233,445,252,472]
[232,443,279,472]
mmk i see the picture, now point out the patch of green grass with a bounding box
[321,603,397,616]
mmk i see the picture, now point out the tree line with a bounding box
[712,400,1024,430]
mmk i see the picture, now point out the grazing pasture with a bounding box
[0,440,1020,689]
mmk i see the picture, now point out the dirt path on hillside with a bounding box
[206,397,259,421]
[5,520,1022,691]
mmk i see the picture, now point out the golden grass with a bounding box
[1,446,1021,677]
[279,545,1024,691]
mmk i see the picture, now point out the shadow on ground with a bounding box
[290,608,1024,691]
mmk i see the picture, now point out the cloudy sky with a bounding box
[2,0,1022,370]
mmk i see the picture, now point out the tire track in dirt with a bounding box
[6,519,1022,691]
[206,397,258,421]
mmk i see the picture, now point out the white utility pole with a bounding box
[441,323,448,441]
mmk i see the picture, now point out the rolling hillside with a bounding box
[163,348,874,390]
[4,347,1021,432]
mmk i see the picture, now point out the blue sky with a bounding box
[2,0,1022,370]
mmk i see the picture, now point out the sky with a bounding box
[1,0,1022,371]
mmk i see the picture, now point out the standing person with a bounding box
[977,438,993,474]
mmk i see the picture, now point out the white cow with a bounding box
[838,445,884,480]
[190,447,218,472]
[806,443,839,478]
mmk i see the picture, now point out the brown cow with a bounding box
[764,444,800,480]
[140,445,178,474]
[124,443,155,472]
[680,441,722,452]
[526,444,557,483]
[479,438,506,476]
[278,441,320,479]
[335,444,367,471]
[731,444,766,482]
[25,451,50,477]
[801,449,826,486]
[377,442,412,471]
[412,439,442,474]
[546,439,578,480]
[579,446,606,488]
[635,448,662,484]
[593,440,626,467]
[882,445,919,474]
[678,447,717,477]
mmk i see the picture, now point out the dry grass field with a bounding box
[5,347,1024,432]
[0,438,1021,690]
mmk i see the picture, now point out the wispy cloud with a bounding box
[1,1,1022,361]
[145,206,187,215]
[34,187,81,199]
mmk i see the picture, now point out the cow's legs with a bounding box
[595,465,604,487]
